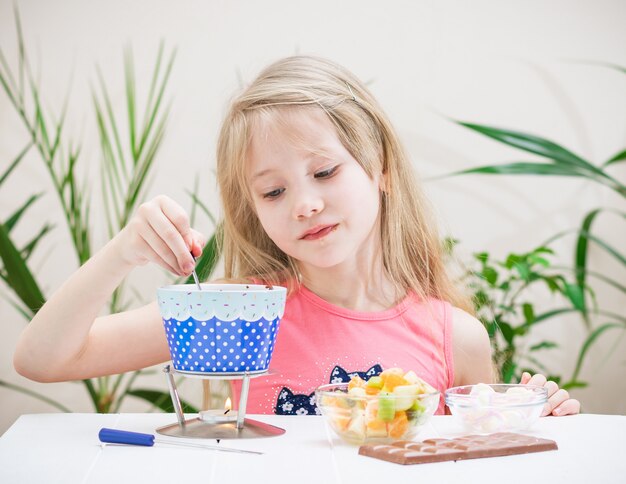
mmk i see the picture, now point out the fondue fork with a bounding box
[99,428,263,455]
[190,255,202,290]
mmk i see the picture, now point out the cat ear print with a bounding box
[366,364,383,377]
[276,387,294,402]
[330,365,350,383]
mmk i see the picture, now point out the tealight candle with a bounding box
[199,397,238,424]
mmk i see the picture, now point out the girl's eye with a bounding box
[262,188,285,199]
[314,165,339,179]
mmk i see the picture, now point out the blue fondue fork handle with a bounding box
[99,428,155,446]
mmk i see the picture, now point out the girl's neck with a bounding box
[298,259,402,312]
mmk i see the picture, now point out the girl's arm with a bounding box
[13,195,204,382]
[450,307,495,386]
[451,306,580,416]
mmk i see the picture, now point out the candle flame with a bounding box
[224,397,232,411]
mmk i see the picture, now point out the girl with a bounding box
[14,55,579,417]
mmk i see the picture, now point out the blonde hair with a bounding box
[216,55,472,312]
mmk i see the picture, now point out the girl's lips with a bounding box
[300,224,338,241]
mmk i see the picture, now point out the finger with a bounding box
[543,388,569,416]
[552,398,581,416]
[159,196,194,251]
[139,224,187,276]
[146,209,195,273]
[138,235,181,275]
[527,374,547,387]
[545,380,559,398]
[519,372,531,384]
[189,229,206,257]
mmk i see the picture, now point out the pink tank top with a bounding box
[232,285,454,415]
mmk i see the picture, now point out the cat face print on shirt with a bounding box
[329,364,382,384]
[275,387,319,415]
[273,364,383,415]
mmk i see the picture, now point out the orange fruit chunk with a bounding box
[366,417,387,431]
[388,411,409,439]
[381,373,408,392]
[365,385,380,395]
[348,375,366,391]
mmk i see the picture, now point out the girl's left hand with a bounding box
[520,372,581,416]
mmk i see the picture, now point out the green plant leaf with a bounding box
[0,142,32,186]
[503,253,521,269]
[529,341,558,351]
[528,254,550,268]
[561,380,588,390]
[455,121,592,167]
[534,307,579,323]
[20,223,54,261]
[575,209,601,319]
[0,223,45,315]
[577,60,626,75]
[444,122,626,195]
[482,266,498,286]
[4,192,44,231]
[570,323,624,383]
[517,308,578,334]
[522,303,535,324]
[136,45,176,158]
[472,289,491,311]
[474,252,488,263]
[0,380,71,412]
[447,162,590,178]
[187,190,218,227]
[124,46,137,159]
[0,290,32,320]
[564,282,586,311]
[126,389,199,413]
[95,66,127,178]
[501,358,516,383]
[497,321,515,345]
[542,275,561,293]
[513,262,531,281]
[603,148,626,167]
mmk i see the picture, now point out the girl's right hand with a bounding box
[115,195,205,276]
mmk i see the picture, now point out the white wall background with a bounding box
[1,0,625,434]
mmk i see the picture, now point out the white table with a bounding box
[0,413,624,483]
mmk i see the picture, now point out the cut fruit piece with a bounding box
[392,384,421,411]
[366,376,383,388]
[380,367,405,378]
[380,373,408,392]
[403,370,420,385]
[344,411,366,442]
[388,411,409,439]
[348,375,366,391]
[331,412,351,431]
[377,392,396,421]
[348,386,366,397]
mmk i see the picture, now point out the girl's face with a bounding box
[246,107,384,273]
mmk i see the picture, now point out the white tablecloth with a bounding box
[1,413,624,483]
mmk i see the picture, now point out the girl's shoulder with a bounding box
[449,306,494,385]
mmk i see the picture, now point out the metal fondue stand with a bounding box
[156,364,285,439]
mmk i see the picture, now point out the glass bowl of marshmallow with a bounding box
[445,383,547,434]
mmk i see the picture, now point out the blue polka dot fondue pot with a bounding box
[157,284,287,375]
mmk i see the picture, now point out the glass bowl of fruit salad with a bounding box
[445,383,548,434]
[315,368,440,445]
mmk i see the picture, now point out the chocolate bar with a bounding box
[358,432,557,465]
